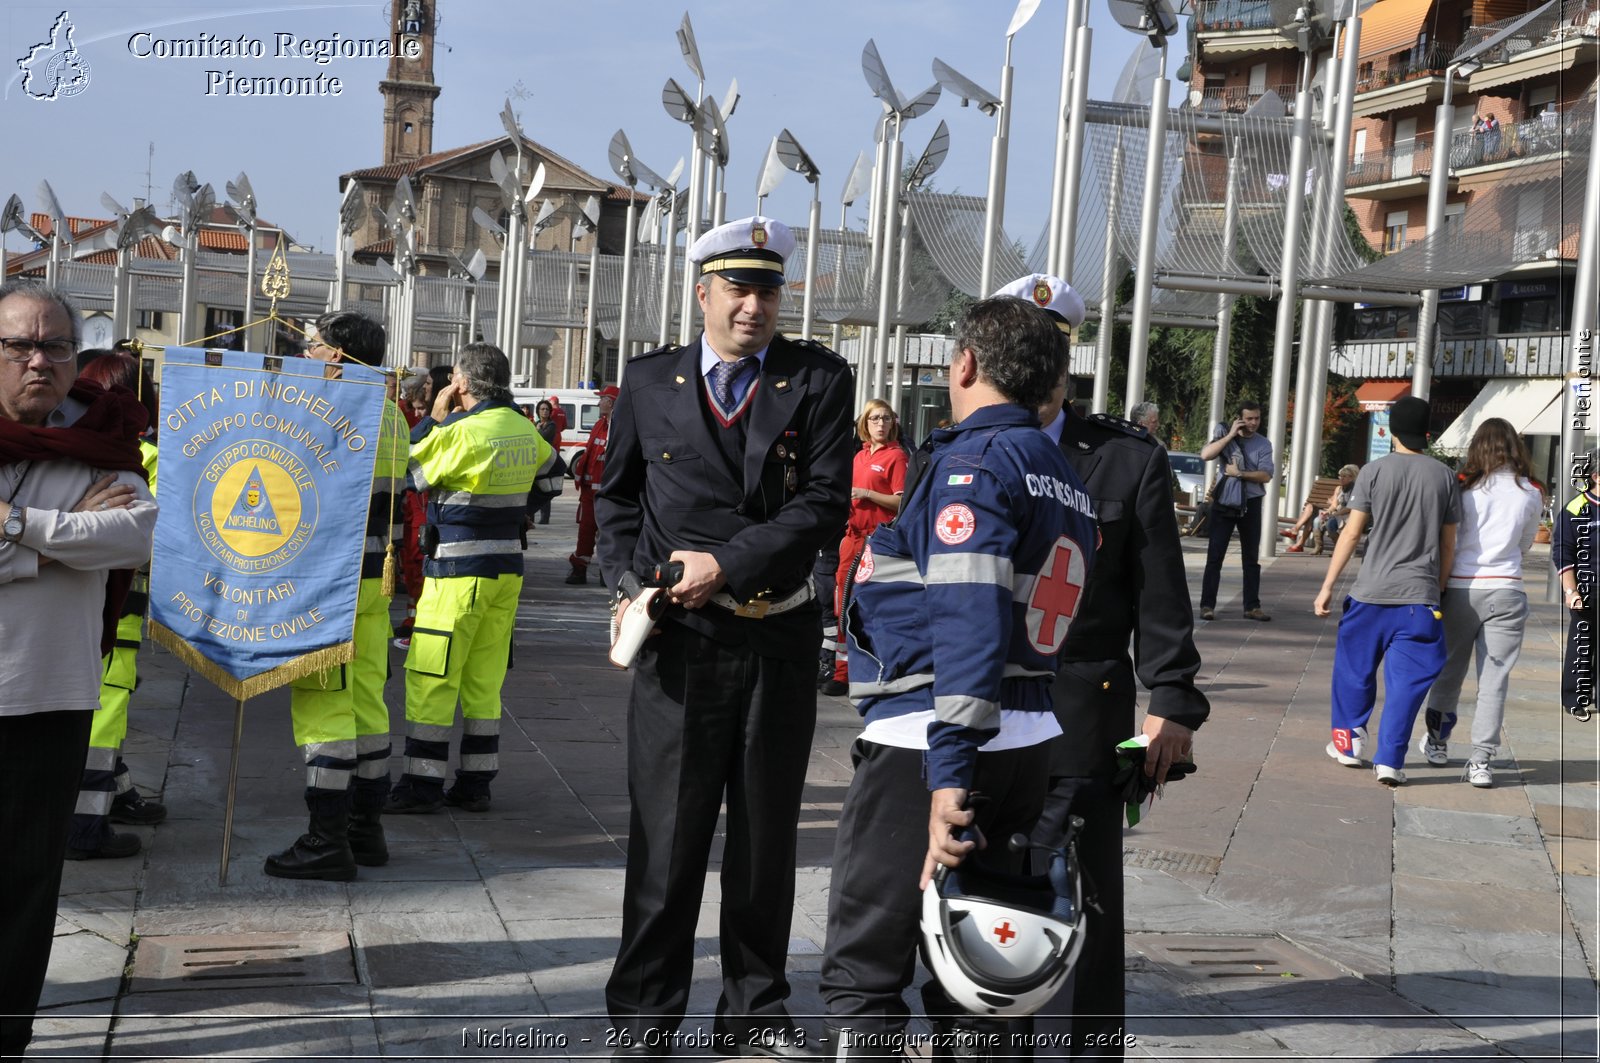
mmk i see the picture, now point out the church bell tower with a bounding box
[379,0,441,164]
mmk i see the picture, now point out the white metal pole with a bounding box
[1412,67,1458,402]
[1123,44,1169,411]
[978,43,1015,298]
[677,81,707,344]
[802,183,821,341]
[617,193,639,384]
[1206,137,1244,494]
[659,190,679,347]
[891,205,912,410]
[583,239,600,386]
[1092,133,1126,415]
[1058,12,1094,279]
[1046,0,1080,273]
[872,120,904,399]
[1261,62,1317,559]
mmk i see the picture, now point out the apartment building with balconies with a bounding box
[1189,0,1596,472]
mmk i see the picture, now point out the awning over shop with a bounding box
[1433,377,1563,452]
[1355,380,1412,410]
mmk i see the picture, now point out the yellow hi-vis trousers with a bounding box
[289,579,394,794]
[71,611,142,844]
[400,573,521,789]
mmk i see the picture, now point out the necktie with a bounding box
[709,356,757,414]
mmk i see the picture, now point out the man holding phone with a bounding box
[1197,400,1274,622]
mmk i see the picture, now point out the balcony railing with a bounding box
[1194,84,1299,113]
[1194,0,1278,32]
[1459,0,1600,64]
[1346,138,1437,187]
[1355,42,1458,93]
[1448,102,1596,168]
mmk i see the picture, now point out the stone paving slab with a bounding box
[25,527,1599,1060]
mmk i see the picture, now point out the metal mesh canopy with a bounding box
[904,190,1033,299]
[787,227,877,325]
[1310,103,1594,290]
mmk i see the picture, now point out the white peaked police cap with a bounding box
[689,216,795,287]
[995,273,1087,331]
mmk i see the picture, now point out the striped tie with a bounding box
[709,356,756,417]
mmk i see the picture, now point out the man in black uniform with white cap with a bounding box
[597,216,854,1058]
[998,273,1210,1058]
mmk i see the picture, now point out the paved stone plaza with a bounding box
[28,494,1600,1061]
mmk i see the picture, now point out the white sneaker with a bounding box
[1464,760,1493,788]
[1375,764,1406,787]
[1418,733,1449,766]
[1326,726,1368,766]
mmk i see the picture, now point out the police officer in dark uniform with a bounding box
[999,274,1210,1059]
[596,216,854,1058]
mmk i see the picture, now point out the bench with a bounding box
[1279,476,1342,531]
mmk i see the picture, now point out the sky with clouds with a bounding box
[1,0,1170,254]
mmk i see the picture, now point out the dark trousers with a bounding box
[1030,774,1125,1058]
[0,710,92,1057]
[1199,495,1262,611]
[606,621,817,1039]
[820,739,1048,1032]
[1563,604,1597,715]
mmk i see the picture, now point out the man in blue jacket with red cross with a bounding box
[819,295,1099,1057]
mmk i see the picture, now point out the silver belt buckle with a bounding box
[733,598,772,619]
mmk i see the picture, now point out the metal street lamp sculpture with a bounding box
[225,172,259,352]
[0,194,48,289]
[36,179,75,290]
[96,192,160,338]
[774,128,823,340]
[165,172,212,345]
[931,0,1041,298]
[1106,0,1180,412]
[332,180,365,313]
[860,38,941,398]
[610,130,674,380]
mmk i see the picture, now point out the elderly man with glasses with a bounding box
[0,282,156,1058]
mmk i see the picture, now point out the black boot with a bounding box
[349,778,390,867]
[347,808,388,867]
[264,795,356,881]
[564,565,587,585]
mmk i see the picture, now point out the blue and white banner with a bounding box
[149,348,389,698]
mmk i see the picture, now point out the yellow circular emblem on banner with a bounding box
[195,440,317,572]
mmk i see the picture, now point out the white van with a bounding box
[511,387,603,470]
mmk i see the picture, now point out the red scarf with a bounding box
[0,382,150,655]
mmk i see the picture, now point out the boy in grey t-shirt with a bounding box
[1313,397,1461,785]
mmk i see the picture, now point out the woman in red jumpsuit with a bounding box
[830,398,906,689]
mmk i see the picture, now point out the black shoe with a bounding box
[348,813,389,867]
[565,566,588,585]
[444,788,491,813]
[65,831,142,860]
[727,1029,813,1063]
[263,831,357,881]
[611,1040,669,1060]
[818,678,847,697]
[1200,607,1215,621]
[110,790,168,826]
[384,789,443,814]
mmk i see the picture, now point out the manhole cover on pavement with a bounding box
[1128,934,1348,981]
[129,932,357,993]
[1123,847,1223,875]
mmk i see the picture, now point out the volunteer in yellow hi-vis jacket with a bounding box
[385,342,547,818]
[265,310,409,881]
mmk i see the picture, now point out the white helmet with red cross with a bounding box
[919,833,1088,1017]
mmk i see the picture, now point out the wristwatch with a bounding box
[2,506,24,543]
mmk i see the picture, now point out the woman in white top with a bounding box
[1418,418,1545,786]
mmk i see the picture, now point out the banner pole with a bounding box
[219,696,246,887]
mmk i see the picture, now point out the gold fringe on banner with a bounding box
[150,621,356,701]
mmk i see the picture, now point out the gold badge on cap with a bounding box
[1033,279,1052,306]
[751,223,768,248]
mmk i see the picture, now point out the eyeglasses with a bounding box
[866,414,895,423]
[0,337,76,363]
